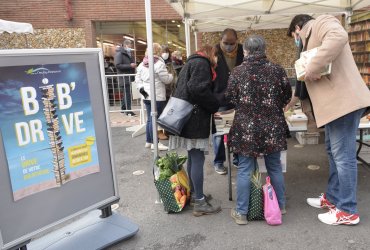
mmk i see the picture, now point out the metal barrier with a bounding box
[105,73,145,125]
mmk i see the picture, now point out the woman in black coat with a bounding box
[169,45,221,216]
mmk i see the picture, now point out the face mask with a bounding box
[177,56,182,60]
[295,38,301,48]
[125,47,132,53]
[104,62,108,68]
[161,53,169,60]
[224,44,235,53]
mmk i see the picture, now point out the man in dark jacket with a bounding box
[212,28,244,175]
[114,39,136,116]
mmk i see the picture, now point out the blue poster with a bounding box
[0,63,100,201]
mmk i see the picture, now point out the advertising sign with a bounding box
[0,49,120,250]
[0,62,100,201]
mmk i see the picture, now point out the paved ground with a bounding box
[107,120,370,250]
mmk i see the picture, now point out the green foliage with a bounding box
[156,152,187,180]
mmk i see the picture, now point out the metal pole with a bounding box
[144,0,159,176]
[194,31,198,51]
[184,18,191,57]
[133,27,137,64]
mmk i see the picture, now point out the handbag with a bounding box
[157,96,193,136]
[247,163,265,221]
[263,176,282,225]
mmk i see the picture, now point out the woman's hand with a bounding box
[284,96,299,112]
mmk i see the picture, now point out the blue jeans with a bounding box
[120,76,134,110]
[236,151,285,215]
[325,108,364,214]
[187,149,205,199]
[144,100,166,143]
[212,134,239,166]
[121,83,131,110]
[212,134,226,166]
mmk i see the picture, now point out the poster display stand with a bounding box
[27,208,138,250]
[0,48,138,250]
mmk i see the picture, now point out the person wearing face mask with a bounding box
[284,19,319,134]
[212,28,244,175]
[161,45,177,100]
[287,14,370,226]
[135,43,173,151]
[114,39,137,116]
[158,45,177,140]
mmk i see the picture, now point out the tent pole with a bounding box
[184,18,191,57]
[194,31,198,51]
[144,0,160,190]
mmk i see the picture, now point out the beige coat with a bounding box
[299,15,370,127]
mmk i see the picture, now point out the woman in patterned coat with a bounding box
[226,35,292,225]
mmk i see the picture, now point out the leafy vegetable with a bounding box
[156,152,187,180]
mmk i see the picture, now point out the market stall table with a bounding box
[356,122,370,168]
[218,120,370,201]
[216,121,308,201]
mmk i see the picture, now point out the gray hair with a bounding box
[123,39,132,46]
[243,35,266,55]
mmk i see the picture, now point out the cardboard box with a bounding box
[296,132,320,145]
[287,114,308,127]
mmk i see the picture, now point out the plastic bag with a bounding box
[263,176,282,225]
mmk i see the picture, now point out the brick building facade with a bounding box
[0,0,297,70]
[0,0,181,49]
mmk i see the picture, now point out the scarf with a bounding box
[244,52,268,64]
[143,55,160,68]
[196,51,217,81]
[220,42,238,58]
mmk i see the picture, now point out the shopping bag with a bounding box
[263,176,282,225]
[247,169,264,221]
[154,168,190,213]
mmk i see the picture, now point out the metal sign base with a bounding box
[27,210,139,250]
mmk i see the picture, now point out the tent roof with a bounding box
[167,0,370,31]
[0,19,34,34]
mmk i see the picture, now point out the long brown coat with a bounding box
[299,15,370,127]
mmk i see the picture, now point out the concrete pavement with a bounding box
[107,125,370,250]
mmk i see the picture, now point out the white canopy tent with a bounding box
[0,19,34,49]
[143,0,369,200]
[0,19,33,34]
[166,0,369,55]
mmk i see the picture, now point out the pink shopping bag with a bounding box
[263,176,282,225]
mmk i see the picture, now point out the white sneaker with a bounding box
[307,193,335,209]
[318,208,360,225]
[145,143,152,148]
[151,142,168,151]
